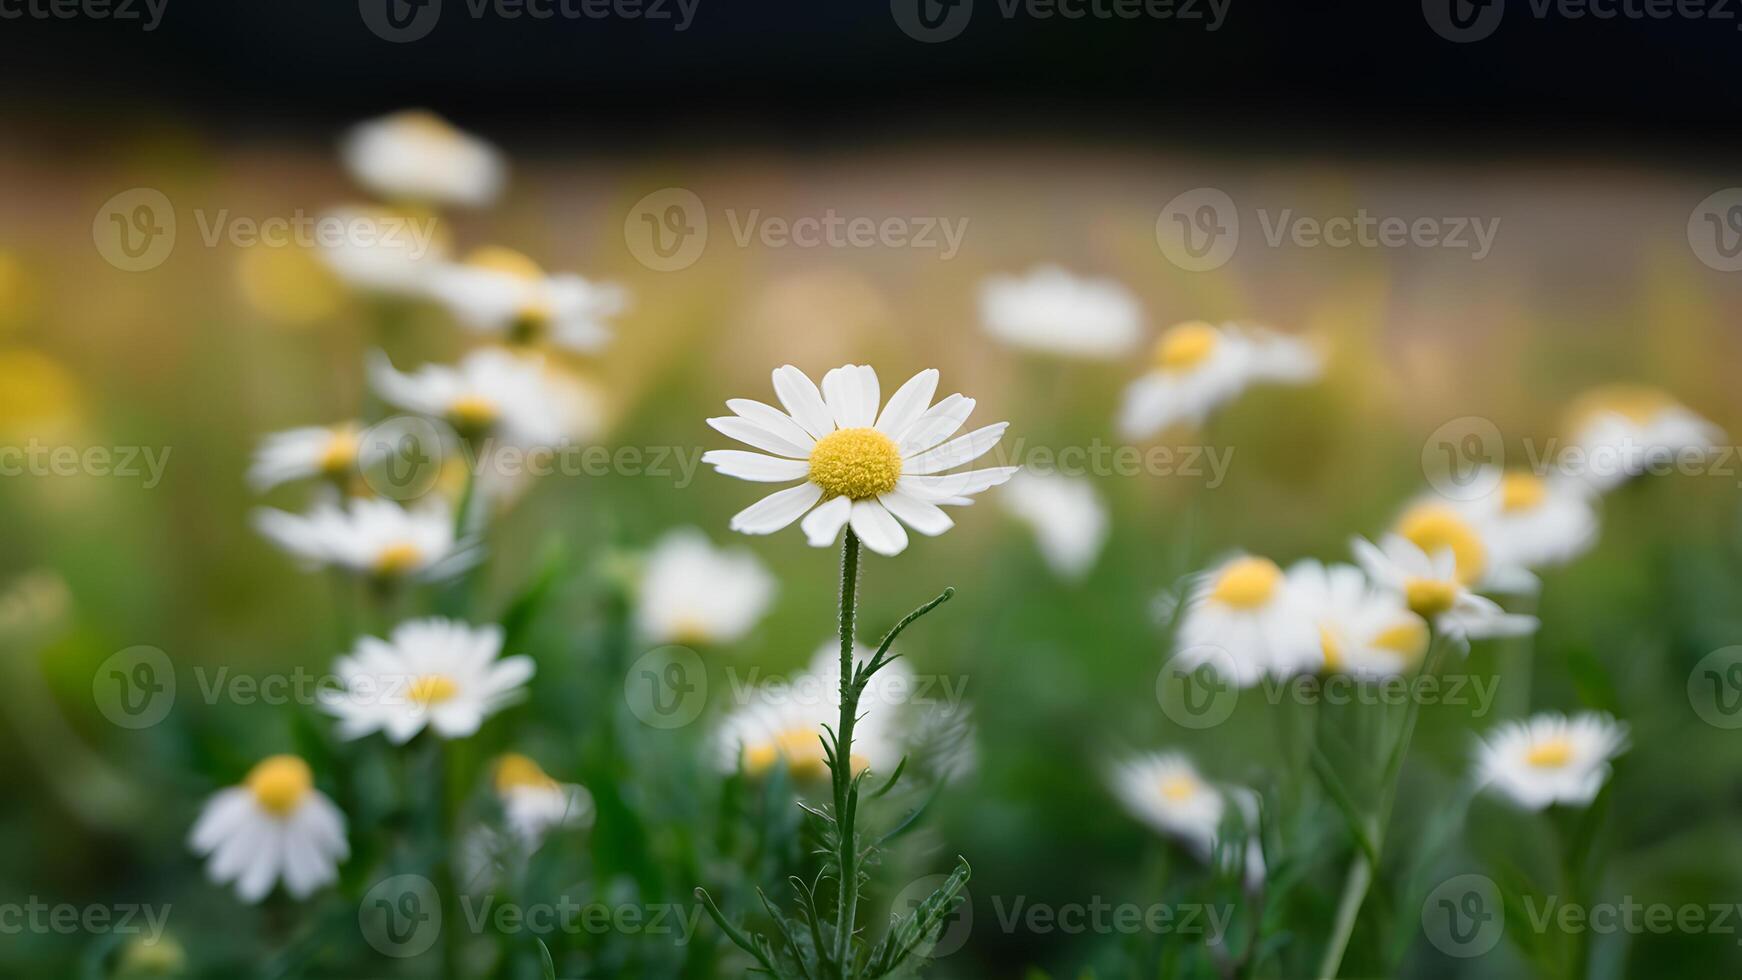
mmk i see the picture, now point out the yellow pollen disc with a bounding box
[808,427,902,500]
[408,674,459,705]
[1566,383,1676,430]
[448,394,499,433]
[670,615,713,645]
[465,245,545,282]
[508,306,553,345]
[1319,624,1345,672]
[392,110,463,143]
[320,428,360,476]
[245,755,313,816]
[1404,577,1458,618]
[372,541,424,577]
[494,753,559,793]
[1499,472,1546,513]
[1154,321,1220,373]
[745,728,866,781]
[1525,737,1573,768]
[1210,556,1282,609]
[1160,775,1199,802]
[1395,504,1487,585]
[1370,618,1430,664]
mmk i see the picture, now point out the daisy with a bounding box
[1561,384,1725,492]
[1172,555,1320,687]
[1455,469,1599,575]
[997,471,1109,580]
[321,618,533,743]
[188,755,349,903]
[1352,534,1537,641]
[247,422,375,493]
[714,643,912,782]
[978,266,1141,359]
[703,365,1018,557]
[428,246,627,353]
[1118,321,1320,440]
[1286,560,1430,678]
[1108,752,1265,887]
[315,204,449,296]
[1476,712,1628,810]
[370,347,569,446]
[634,527,776,646]
[253,497,472,581]
[340,110,505,208]
[492,753,594,845]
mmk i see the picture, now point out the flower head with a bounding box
[634,527,776,645]
[1476,712,1628,810]
[1286,560,1429,677]
[188,755,349,903]
[703,365,1017,556]
[1455,469,1599,576]
[1352,534,1537,641]
[1173,554,1320,687]
[429,246,627,353]
[1108,752,1264,888]
[340,110,505,207]
[248,422,375,493]
[492,753,594,845]
[997,471,1109,580]
[1561,384,1724,491]
[1118,321,1319,439]
[978,266,1140,359]
[314,204,449,296]
[253,497,473,581]
[321,618,533,743]
[370,347,571,446]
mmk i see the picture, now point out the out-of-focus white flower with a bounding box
[1476,712,1628,810]
[1286,560,1429,678]
[321,619,532,744]
[314,204,449,296]
[370,347,570,447]
[248,422,378,493]
[1560,384,1725,492]
[253,497,473,581]
[703,365,1017,556]
[492,753,593,845]
[1118,321,1319,439]
[1455,469,1599,576]
[978,266,1141,359]
[998,471,1108,580]
[428,246,627,354]
[188,755,348,903]
[1108,752,1264,888]
[1353,534,1537,642]
[634,527,775,646]
[1173,555,1320,687]
[340,110,505,208]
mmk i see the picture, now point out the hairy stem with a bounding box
[832,529,863,977]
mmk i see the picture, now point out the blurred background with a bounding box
[5,3,1742,978]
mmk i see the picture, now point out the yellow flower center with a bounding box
[1395,504,1487,585]
[392,110,464,145]
[669,614,713,646]
[1499,472,1546,513]
[1154,321,1220,373]
[407,674,459,705]
[1567,383,1677,430]
[744,727,868,781]
[808,427,902,500]
[1404,577,1458,618]
[494,753,559,793]
[245,755,313,816]
[0,348,81,438]
[448,394,499,435]
[507,306,553,345]
[465,245,544,282]
[1370,618,1430,665]
[372,541,424,577]
[1319,624,1345,672]
[1159,774,1199,802]
[1209,556,1282,609]
[320,428,360,477]
[1525,737,1574,769]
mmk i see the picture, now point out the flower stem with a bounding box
[832,529,862,977]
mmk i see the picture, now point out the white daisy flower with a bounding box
[428,246,626,353]
[1476,712,1628,810]
[978,265,1141,359]
[1455,469,1599,575]
[1118,321,1320,439]
[321,618,533,744]
[370,347,569,446]
[492,753,594,845]
[1286,560,1430,678]
[1561,384,1725,492]
[340,110,505,208]
[248,422,377,493]
[253,497,471,581]
[1108,752,1264,887]
[188,755,348,903]
[1172,555,1320,687]
[634,527,776,646]
[1352,534,1537,642]
[997,471,1109,580]
[314,204,449,296]
[703,364,1018,557]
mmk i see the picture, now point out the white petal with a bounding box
[707,416,812,458]
[849,500,909,556]
[800,496,853,547]
[726,398,816,451]
[896,467,1018,501]
[878,489,955,536]
[730,483,824,534]
[772,365,836,439]
[897,394,975,455]
[875,369,939,436]
[702,450,811,482]
[903,422,1008,475]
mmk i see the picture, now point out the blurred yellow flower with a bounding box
[0,347,82,441]
[235,244,344,326]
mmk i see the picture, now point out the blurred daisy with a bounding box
[429,246,626,353]
[1172,555,1319,687]
[997,471,1108,580]
[1118,321,1319,439]
[703,364,1017,556]
[340,110,505,207]
[370,347,568,446]
[978,266,1140,359]
[315,204,449,296]
[247,422,374,492]
[1389,500,1537,594]
[634,527,775,646]
[322,619,533,743]
[1456,469,1598,575]
[1287,560,1429,677]
[1352,534,1536,641]
[492,753,594,845]
[253,497,472,582]
[1476,712,1628,810]
[715,642,913,782]
[1108,752,1264,887]
[1561,384,1724,492]
[188,755,348,903]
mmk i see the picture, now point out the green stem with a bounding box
[831,530,862,977]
